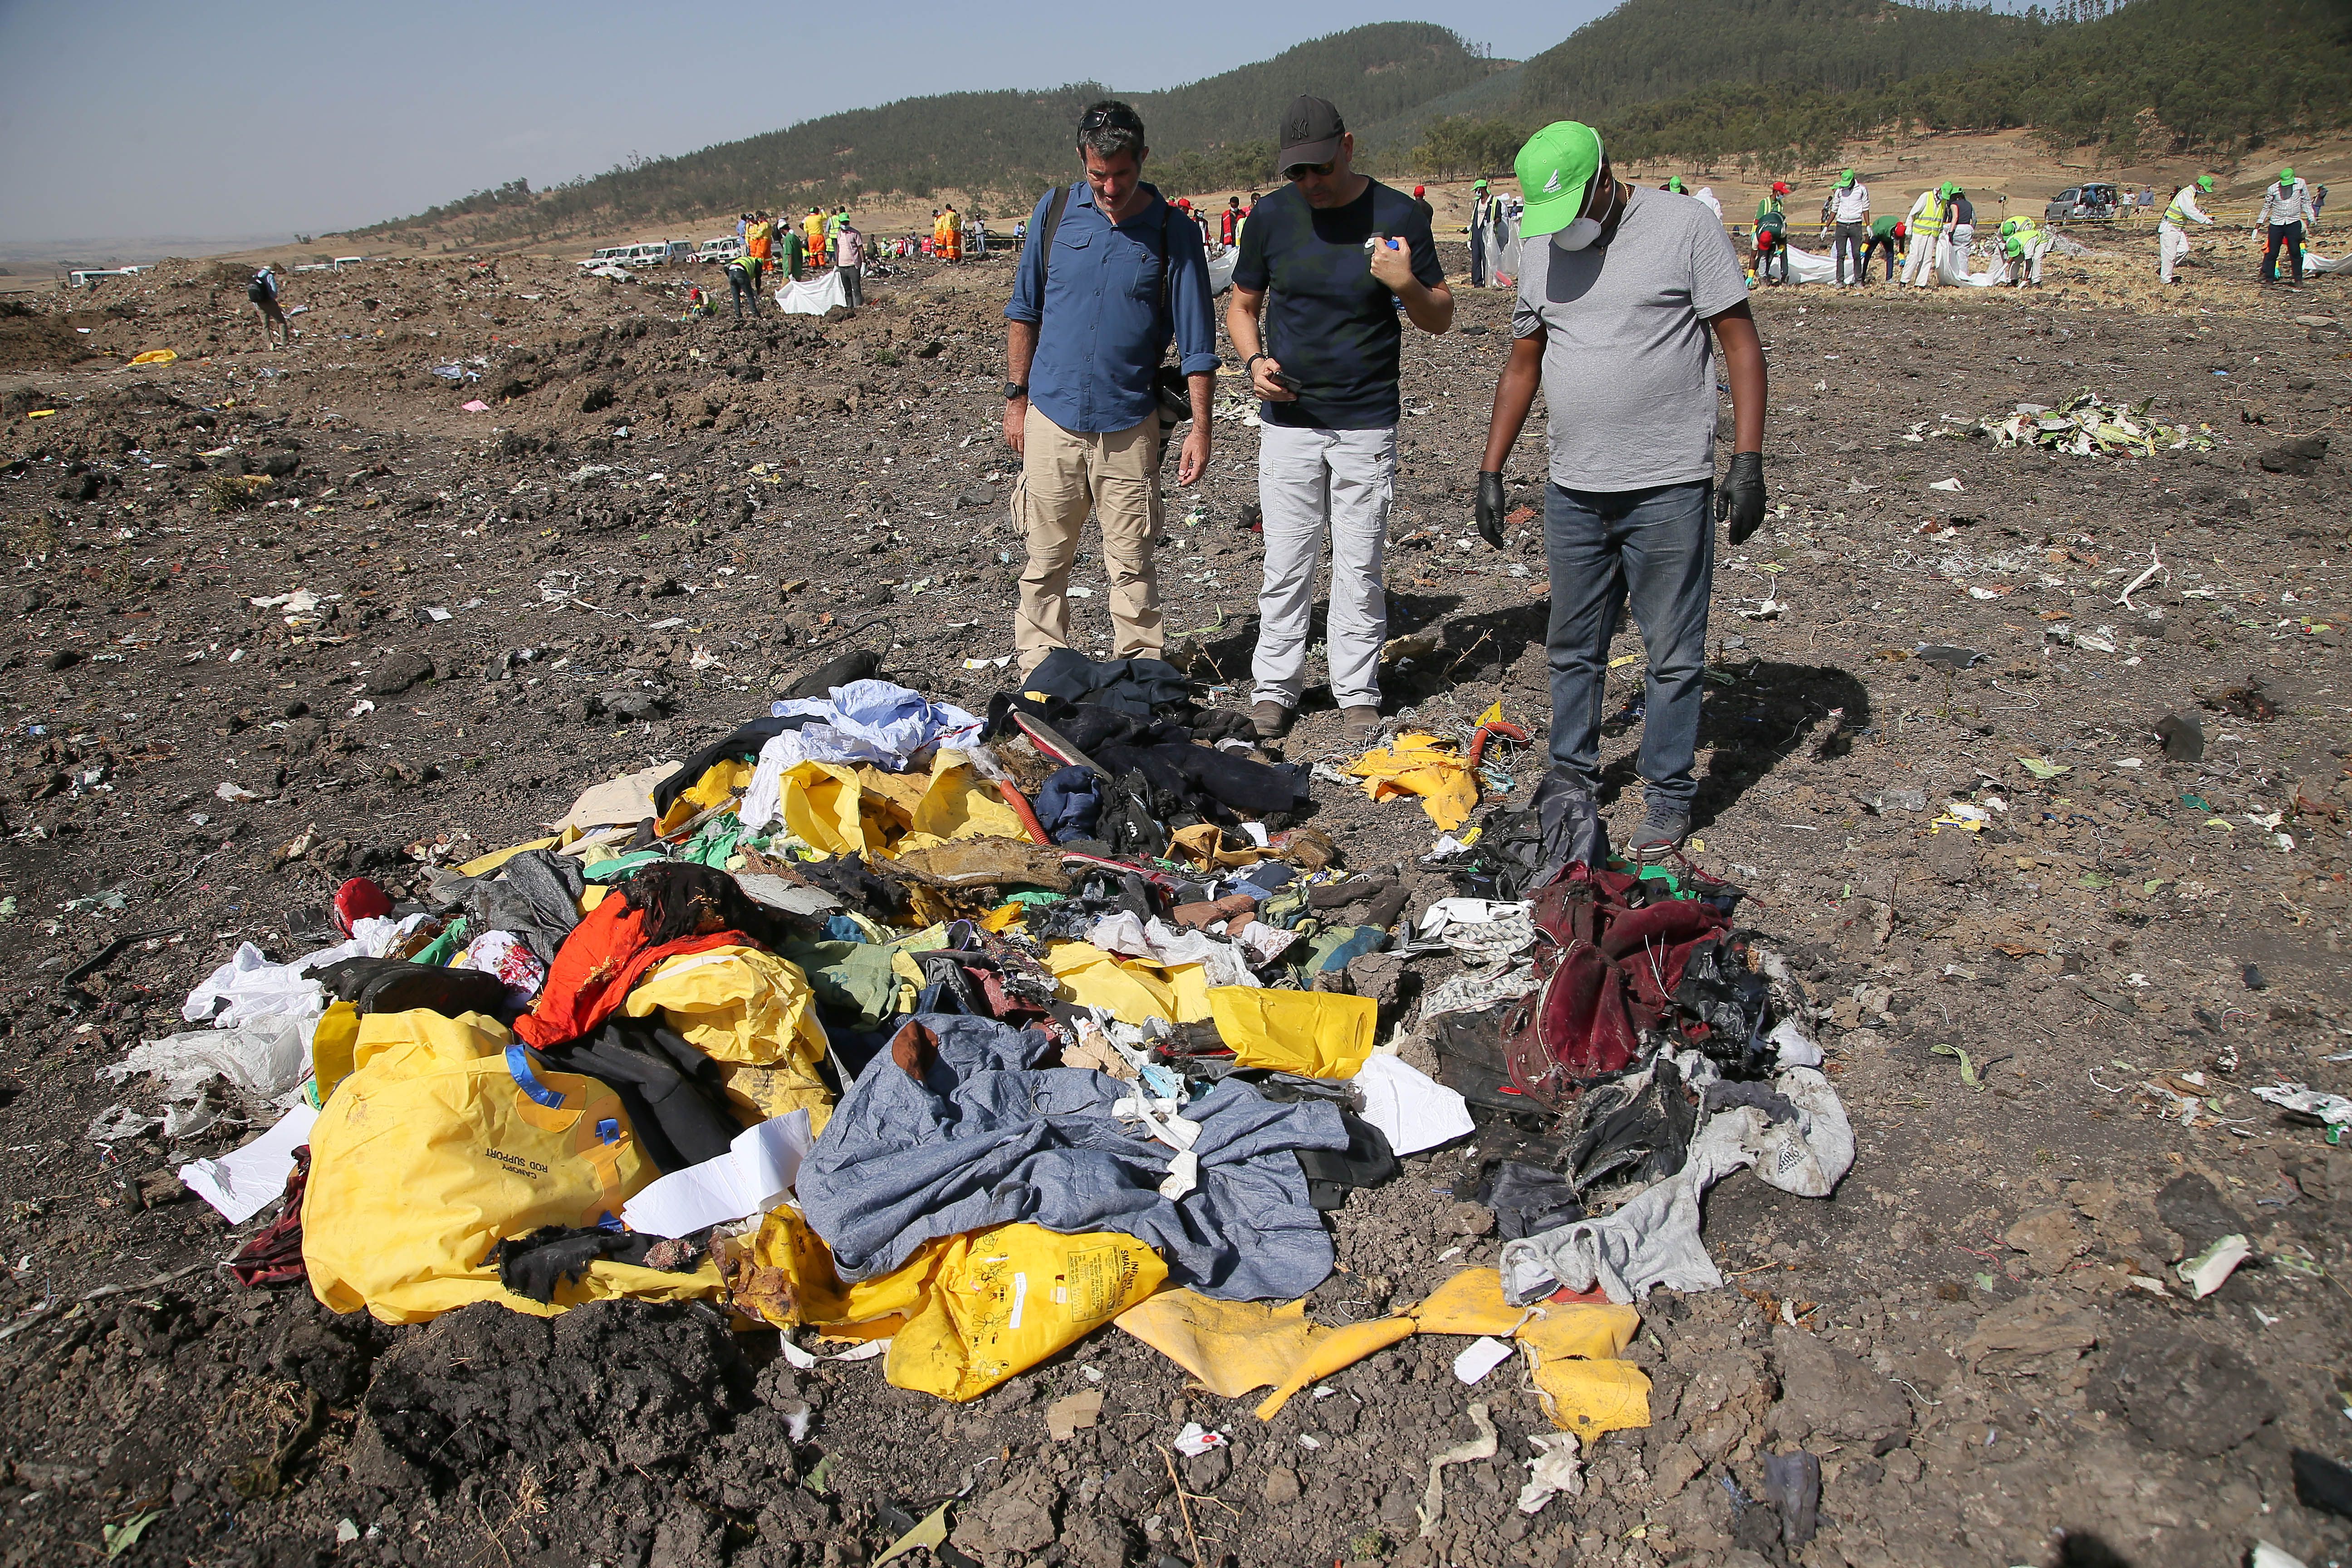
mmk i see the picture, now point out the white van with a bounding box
[696,237,745,265]
[580,245,634,270]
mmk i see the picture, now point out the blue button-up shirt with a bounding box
[1004,181,1220,435]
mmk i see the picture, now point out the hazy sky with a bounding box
[0,0,1609,243]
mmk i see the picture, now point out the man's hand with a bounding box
[1367,234,1415,293]
[1003,396,1027,455]
[1250,355,1297,402]
[1475,471,1507,549]
[1715,451,1766,545]
[1178,424,1209,487]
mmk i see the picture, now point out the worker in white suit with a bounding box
[1901,186,1945,285]
[2160,175,2215,284]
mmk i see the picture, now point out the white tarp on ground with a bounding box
[1773,240,2003,288]
[1207,246,1239,295]
[775,271,850,316]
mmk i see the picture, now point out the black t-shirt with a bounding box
[1234,179,1444,430]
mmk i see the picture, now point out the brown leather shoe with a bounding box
[1339,705,1382,747]
[1250,700,1294,741]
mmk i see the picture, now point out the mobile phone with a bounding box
[1267,368,1299,392]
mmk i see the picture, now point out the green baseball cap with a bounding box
[2197,175,2215,191]
[1473,179,1488,190]
[1666,175,1686,193]
[1839,168,1857,188]
[2281,167,2296,182]
[1514,122,1605,238]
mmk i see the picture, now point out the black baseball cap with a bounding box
[1279,95,1345,174]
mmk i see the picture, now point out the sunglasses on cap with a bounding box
[1284,158,1338,181]
[1080,105,1144,133]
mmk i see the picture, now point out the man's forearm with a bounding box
[1713,313,1768,453]
[1188,370,1214,426]
[1398,279,1454,335]
[1006,319,1037,384]
[1225,290,1265,361]
[1481,338,1544,472]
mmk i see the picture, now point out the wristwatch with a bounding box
[1004,381,1028,400]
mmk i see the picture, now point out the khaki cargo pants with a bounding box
[1014,405,1163,669]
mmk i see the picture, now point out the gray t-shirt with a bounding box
[1512,185,1749,493]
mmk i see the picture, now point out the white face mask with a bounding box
[1552,216,1601,251]
[1550,175,1612,251]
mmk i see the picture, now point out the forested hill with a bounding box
[348,24,1504,243]
[349,0,2352,245]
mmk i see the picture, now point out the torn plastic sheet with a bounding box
[2250,1083,2352,1127]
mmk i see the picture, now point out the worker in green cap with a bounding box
[1473,121,1767,863]
[1829,167,1871,287]
[2259,167,2316,285]
[1999,213,2050,286]
[2160,173,2215,284]
[1922,182,1974,289]
[1470,178,1493,288]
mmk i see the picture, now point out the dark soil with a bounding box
[0,238,2347,1568]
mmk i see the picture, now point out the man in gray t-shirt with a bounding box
[1475,121,1769,862]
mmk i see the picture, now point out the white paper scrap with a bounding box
[620,1109,811,1237]
[1352,1052,1475,1156]
[1453,1336,1515,1386]
[178,1101,318,1225]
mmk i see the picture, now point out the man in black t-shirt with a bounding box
[1226,94,1452,747]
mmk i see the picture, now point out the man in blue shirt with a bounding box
[1004,101,1219,670]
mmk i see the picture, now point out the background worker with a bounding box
[778,214,807,281]
[247,265,290,348]
[1754,181,1790,284]
[1901,184,1944,285]
[723,253,762,318]
[1003,101,1218,671]
[1863,211,1905,283]
[1830,168,1870,286]
[836,220,865,307]
[1225,93,1451,749]
[1469,179,1492,288]
[1999,213,2048,286]
[1221,196,1243,249]
[1475,121,1767,862]
[2259,167,2316,286]
[804,207,828,268]
[2160,174,2215,284]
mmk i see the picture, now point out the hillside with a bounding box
[1415,0,2352,175]
[1356,0,2043,163]
[348,23,1504,245]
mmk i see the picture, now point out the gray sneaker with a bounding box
[1628,806,1692,861]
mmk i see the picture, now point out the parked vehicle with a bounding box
[580,240,691,270]
[696,237,745,265]
[2044,183,2122,224]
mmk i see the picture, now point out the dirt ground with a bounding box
[0,216,2347,1568]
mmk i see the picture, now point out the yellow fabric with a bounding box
[777,760,868,858]
[857,751,1027,855]
[656,758,755,836]
[726,1213,1164,1402]
[1117,1292,1337,1399]
[309,1000,361,1105]
[1047,942,1213,1026]
[458,835,562,877]
[1207,987,1377,1078]
[129,349,177,366]
[1168,822,1262,869]
[1252,1315,1421,1419]
[886,1225,1165,1401]
[303,1009,717,1324]
[1520,1301,1651,1438]
[1344,733,1479,831]
[981,902,1025,932]
[620,946,834,1131]
[1112,1267,1648,1433]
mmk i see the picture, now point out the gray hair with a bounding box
[1076,100,1146,162]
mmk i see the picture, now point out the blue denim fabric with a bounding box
[1004,182,1222,435]
[1542,479,1715,809]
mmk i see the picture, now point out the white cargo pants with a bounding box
[1251,422,1397,712]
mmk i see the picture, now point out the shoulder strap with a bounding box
[1034,183,1073,327]
[1159,202,1174,312]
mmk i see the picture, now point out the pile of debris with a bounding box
[96,642,1853,1514]
[1968,390,2215,456]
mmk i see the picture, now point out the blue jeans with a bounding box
[1543,479,1714,811]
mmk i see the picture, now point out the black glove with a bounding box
[1475,471,1507,549]
[1715,451,1766,545]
